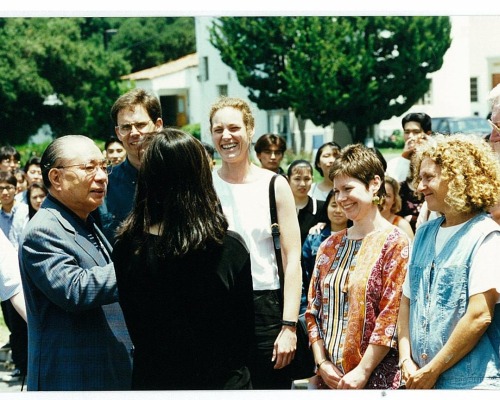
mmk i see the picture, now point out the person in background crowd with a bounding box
[113,129,254,390]
[300,190,348,314]
[210,96,302,389]
[13,169,28,194]
[104,136,127,166]
[254,133,287,175]
[380,176,414,240]
[24,156,43,186]
[309,142,341,201]
[0,146,21,173]
[16,156,43,205]
[305,143,409,389]
[97,88,163,242]
[202,141,217,170]
[386,113,433,183]
[487,83,500,224]
[398,133,500,389]
[0,171,29,249]
[0,170,29,384]
[20,135,132,390]
[0,225,28,385]
[26,182,47,219]
[0,229,27,322]
[386,113,433,233]
[287,159,325,245]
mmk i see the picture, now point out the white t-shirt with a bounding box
[0,229,22,301]
[403,222,500,303]
[386,156,411,183]
[212,169,280,290]
[308,182,330,201]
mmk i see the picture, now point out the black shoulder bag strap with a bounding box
[269,174,284,303]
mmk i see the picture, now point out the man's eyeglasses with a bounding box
[54,160,111,176]
[1,158,20,166]
[488,119,500,134]
[0,185,16,192]
[115,120,152,137]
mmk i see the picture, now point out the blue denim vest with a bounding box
[409,213,500,389]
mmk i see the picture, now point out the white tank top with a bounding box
[213,170,280,290]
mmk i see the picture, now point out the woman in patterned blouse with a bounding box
[305,143,410,389]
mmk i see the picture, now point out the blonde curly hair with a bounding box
[412,133,500,214]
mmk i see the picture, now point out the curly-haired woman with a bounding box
[398,133,500,389]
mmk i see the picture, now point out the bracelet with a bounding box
[316,359,328,370]
[281,319,297,327]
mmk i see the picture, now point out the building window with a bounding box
[470,77,478,102]
[218,85,228,96]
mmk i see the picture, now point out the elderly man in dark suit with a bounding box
[20,135,133,391]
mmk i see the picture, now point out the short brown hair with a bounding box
[330,143,386,198]
[110,88,162,126]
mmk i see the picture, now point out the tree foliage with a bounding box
[105,17,196,72]
[0,17,196,146]
[210,16,451,143]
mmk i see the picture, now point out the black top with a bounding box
[112,230,254,390]
[397,179,423,233]
[297,196,325,244]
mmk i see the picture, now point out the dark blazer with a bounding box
[20,195,133,391]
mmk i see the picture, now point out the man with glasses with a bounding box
[254,133,287,175]
[20,135,133,390]
[97,88,163,241]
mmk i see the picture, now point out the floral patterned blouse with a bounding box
[305,226,410,389]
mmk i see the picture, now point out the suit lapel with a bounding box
[44,197,109,266]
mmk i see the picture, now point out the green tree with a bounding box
[0,17,131,145]
[106,17,196,72]
[210,16,451,145]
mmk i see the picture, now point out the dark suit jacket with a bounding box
[20,195,133,391]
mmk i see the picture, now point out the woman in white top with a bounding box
[209,96,302,389]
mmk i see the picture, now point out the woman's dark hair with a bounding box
[314,141,342,176]
[286,159,313,180]
[27,181,48,219]
[116,128,228,258]
[104,136,123,150]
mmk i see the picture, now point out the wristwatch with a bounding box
[281,319,297,327]
[316,359,328,370]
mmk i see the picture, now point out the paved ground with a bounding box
[0,347,24,392]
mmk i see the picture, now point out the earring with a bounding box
[372,195,380,205]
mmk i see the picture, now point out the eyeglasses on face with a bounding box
[115,120,152,137]
[1,158,20,165]
[54,160,111,176]
[0,185,16,192]
[488,119,500,133]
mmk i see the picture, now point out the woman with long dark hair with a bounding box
[112,128,254,390]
